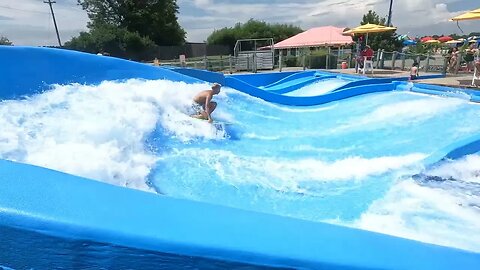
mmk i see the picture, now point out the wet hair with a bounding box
[212,83,221,89]
[413,61,419,67]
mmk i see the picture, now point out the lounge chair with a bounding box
[362,56,374,75]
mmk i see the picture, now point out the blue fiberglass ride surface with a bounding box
[1,46,480,269]
[0,226,280,270]
[153,89,480,219]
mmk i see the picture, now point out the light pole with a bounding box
[44,0,62,47]
[387,0,394,26]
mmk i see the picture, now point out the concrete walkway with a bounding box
[326,68,479,90]
[226,67,479,90]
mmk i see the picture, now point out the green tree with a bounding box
[355,10,402,51]
[78,0,185,45]
[64,23,157,60]
[207,19,303,52]
[448,33,467,40]
[0,36,13,45]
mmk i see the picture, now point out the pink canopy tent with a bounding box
[273,26,354,49]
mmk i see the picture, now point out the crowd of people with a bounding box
[447,43,480,76]
[356,38,480,79]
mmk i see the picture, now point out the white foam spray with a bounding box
[284,78,348,97]
[0,79,230,191]
[350,154,480,252]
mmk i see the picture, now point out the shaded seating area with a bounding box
[270,26,354,70]
[273,26,354,50]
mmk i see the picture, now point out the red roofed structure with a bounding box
[273,26,354,49]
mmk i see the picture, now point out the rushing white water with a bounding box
[283,78,348,96]
[2,78,480,252]
[0,79,228,191]
[353,155,480,252]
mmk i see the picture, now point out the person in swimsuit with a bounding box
[191,83,221,123]
[410,61,419,81]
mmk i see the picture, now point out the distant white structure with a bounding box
[234,38,274,71]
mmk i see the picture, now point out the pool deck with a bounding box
[241,67,479,90]
[327,68,479,90]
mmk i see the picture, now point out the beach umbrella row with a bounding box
[397,6,480,46]
[444,37,479,44]
[341,8,479,48]
[416,36,477,45]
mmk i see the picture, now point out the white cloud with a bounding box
[191,0,213,6]
[180,0,480,42]
[0,0,88,45]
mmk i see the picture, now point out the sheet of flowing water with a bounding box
[1,79,480,252]
[283,78,349,96]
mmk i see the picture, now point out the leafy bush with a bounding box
[64,24,157,60]
[284,55,298,67]
[207,19,303,52]
[0,36,13,45]
[308,50,337,69]
[78,0,185,46]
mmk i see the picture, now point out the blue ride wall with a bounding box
[0,46,200,99]
[0,46,479,269]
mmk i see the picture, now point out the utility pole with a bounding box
[44,0,62,47]
[387,0,394,26]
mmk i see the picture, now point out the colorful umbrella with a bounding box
[450,8,480,21]
[403,39,417,46]
[438,36,453,42]
[445,39,465,44]
[424,39,441,44]
[343,23,397,45]
[420,36,434,42]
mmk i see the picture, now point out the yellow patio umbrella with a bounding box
[343,23,397,45]
[450,8,480,21]
[445,39,464,44]
[424,39,441,44]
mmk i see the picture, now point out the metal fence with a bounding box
[155,56,234,72]
[148,43,231,60]
[150,49,476,75]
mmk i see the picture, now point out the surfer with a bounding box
[191,83,221,123]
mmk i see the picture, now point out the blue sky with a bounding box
[0,0,479,45]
